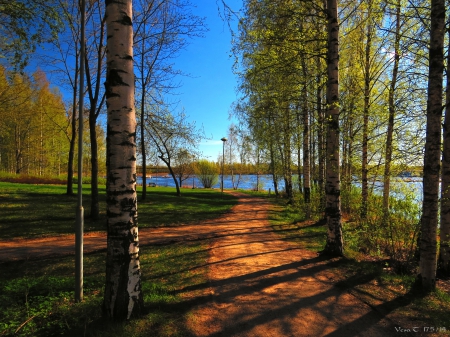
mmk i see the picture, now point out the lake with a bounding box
[137,174,423,201]
[137,174,284,192]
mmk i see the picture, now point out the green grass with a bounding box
[0,181,237,336]
[268,197,326,252]
[0,182,238,239]
[268,195,450,334]
[0,242,208,337]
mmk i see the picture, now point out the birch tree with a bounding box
[103,0,143,320]
[418,0,445,292]
[439,22,450,276]
[322,0,343,256]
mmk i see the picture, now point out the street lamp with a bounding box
[221,137,227,193]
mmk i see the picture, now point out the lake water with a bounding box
[137,174,424,202]
[137,174,284,192]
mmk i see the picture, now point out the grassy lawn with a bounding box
[0,181,237,336]
[0,182,238,239]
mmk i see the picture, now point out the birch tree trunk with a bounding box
[439,26,450,276]
[316,59,326,213]
[383,0,401,247]
[66,54,78,195]
[103,0,143,320]
[302,69,311,219]
[361,0,373,219]
[323,0,343,256]
[419,0,445,292]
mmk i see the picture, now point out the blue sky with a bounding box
[36,1,243,162]
[171,0,242,161]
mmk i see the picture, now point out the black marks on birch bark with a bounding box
[105,69,129,99]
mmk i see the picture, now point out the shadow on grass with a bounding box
[0,229,436,337]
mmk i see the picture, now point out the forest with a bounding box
[0,0,449,322]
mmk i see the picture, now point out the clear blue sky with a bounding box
[172,0,242,161]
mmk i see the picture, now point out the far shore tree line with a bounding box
[0,0,449,320]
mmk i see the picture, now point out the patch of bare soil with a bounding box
[0,192,443,336]
[186,192,401,337]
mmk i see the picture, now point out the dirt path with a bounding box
[186,192,397,337]
[0,192,418,336]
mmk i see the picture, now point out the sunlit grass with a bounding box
[0,182,238,239]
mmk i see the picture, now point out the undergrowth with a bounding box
[0,243,208,337]
[269,185,450,334]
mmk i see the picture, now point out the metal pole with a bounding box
[75,0,86,303]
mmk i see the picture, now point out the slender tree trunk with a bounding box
[103,0,143,320]
[323,0,343,256]
[361,0,373,219]
[439,24,450,276]
[343,108,355,214]
[269,145,279,196]
[383,0,401,242]
[161,157,181,196]
[140,31,147,201]
[67,56,78,195]
[89,116,99,219]
[316,57,326,213]
[302,61,311,219]
[418,0,445,292]
[85,13,106,220]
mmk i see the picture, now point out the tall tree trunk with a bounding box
[439,24,450,276]
[140,30,147,201]
[85,13,106,220]
[103,0,143,320]
[323,0,343,256]
[361,0,373,219]
[418,0,445,292]
[67,55,78,195]
[383,0,401,244]
[89,116,99,219]
[316,64,326,213]
[269,144,279,196]
[302,60,311,219]
[342,104,355,214]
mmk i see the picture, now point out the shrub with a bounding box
[195,160,219,188]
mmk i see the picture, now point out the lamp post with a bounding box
[221,137,227,192]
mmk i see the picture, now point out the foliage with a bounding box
[195,160,219,189]
[144,104,204,196]
[0,0,63,69]
[0,67,69,176]
[340,182,421,271]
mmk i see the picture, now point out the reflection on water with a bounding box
[137,174,424,202]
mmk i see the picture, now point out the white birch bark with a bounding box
[103,0,143,319]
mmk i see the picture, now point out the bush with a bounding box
[0,172,66,185]
[341,183,421,271]
[195,160,219,188]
